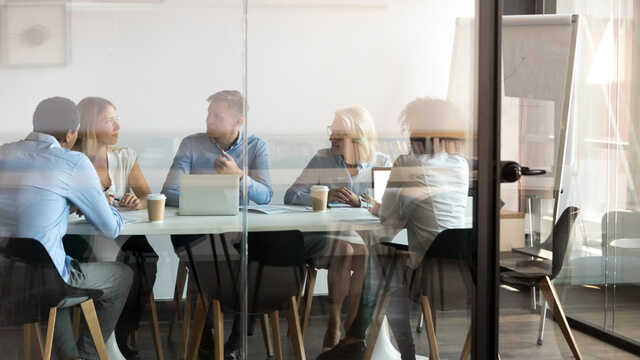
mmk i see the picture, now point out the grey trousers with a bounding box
[54,261,133,360]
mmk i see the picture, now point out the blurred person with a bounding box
[285,106,392,350]
[318,98,469,360]
[0,97,131,360]
[65,96,156,360]
[161,90,272,360]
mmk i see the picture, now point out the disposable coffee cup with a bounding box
[147,194,166,223]
[310,185,329,212]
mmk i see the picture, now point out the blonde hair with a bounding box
[399,97,466,155]
[73,97,116,155]
[334,106,378,164]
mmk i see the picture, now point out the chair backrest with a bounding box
[0,237,100,325]
[415,228,476,310]
[601,210,640,256]
[549,206,580,280]
[187,230,306,315]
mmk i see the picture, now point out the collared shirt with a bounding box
[284,148,392,207]
[161,131,272,207]
[0,133,123,281]
[378,152,469,269]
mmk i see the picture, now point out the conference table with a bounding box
[67,206,413,360]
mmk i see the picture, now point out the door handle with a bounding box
[500,161,546,183]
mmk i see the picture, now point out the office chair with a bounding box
[0,237,108,360]
[500,206,582,359]
[185,230,307,360]
[363,228,476,360]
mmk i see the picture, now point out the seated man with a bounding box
[0,97,133,360]
[161,90,272,360]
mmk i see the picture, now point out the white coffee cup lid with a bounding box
[311,185,329,191]
[147,194,166,201]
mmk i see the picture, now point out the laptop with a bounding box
[179,174,239,216]
[371,167,392,202]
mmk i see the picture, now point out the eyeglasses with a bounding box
[327,126,348,138]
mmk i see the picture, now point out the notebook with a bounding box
[371,167,392,202]
[179,174,239,216]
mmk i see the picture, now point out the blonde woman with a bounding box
[285,106,392,350]
[68,97,155,360]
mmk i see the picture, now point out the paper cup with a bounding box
[311,185,329,211]
[147,194,166,222]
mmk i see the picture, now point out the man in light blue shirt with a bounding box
[161,90,272,206]
[0,97,132,360]
[161,90,272,360]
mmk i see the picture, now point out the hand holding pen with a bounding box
[115,193,140,210]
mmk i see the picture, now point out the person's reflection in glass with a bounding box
[319,98,469,360]
[63,97,156,360]
[285,107,392,350]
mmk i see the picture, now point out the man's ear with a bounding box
[235,116,244,128]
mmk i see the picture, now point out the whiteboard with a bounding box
[502,14,579,223]
[448,15,579,224]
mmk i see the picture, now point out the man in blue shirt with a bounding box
[0,97,133,360]
[161,90,272,360]
[161,90,272,206]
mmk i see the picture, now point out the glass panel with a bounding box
[0,0,245,359]
[554,0,640,347]
[245,0,478,359]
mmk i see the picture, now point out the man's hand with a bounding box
[328,187,361,207]
[213,150,244,178]
[118,193,140,210]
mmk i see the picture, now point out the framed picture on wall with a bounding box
[1,5,69,67]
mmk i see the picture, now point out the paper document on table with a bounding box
[243,205,311,215]
[74,217,143,226]
[341,216,381,224]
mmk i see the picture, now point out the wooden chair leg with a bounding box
[43,308,57,360]
[421,296,440,360]
[301,267,317,338]
[260,314,274,357]
[286,296,307,360]
[23,324,31,360]
[24,323,45,360]
[148,291,164,360]
[72,307,81,342]
[131,330,138,348]
[538,276,583,360]
[180,295,192,360]
[212,299,224,360]
[186,294,209,360]
[363,290,392,360]
[459,325,472,360]
[80,299,108,360]
[271,311,283,360]
[168,264,188,342]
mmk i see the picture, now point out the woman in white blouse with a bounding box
[71,97,155,360]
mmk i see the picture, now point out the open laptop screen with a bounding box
[371,167,392,202]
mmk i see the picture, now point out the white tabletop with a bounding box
[67,206,384,236]
[609,238,640,249]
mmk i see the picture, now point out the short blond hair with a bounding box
[334,106,378,164]
[206,90,244,117]
[73,97,116,155]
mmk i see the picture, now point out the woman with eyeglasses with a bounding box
[285,106,392,351]
[64,97,156,360]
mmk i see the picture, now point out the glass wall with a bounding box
[553,0,640,349]
[0,0,483,359]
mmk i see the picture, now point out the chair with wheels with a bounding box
[185,230,308,360]
[500,206,582,359]
[0,237,108,360]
